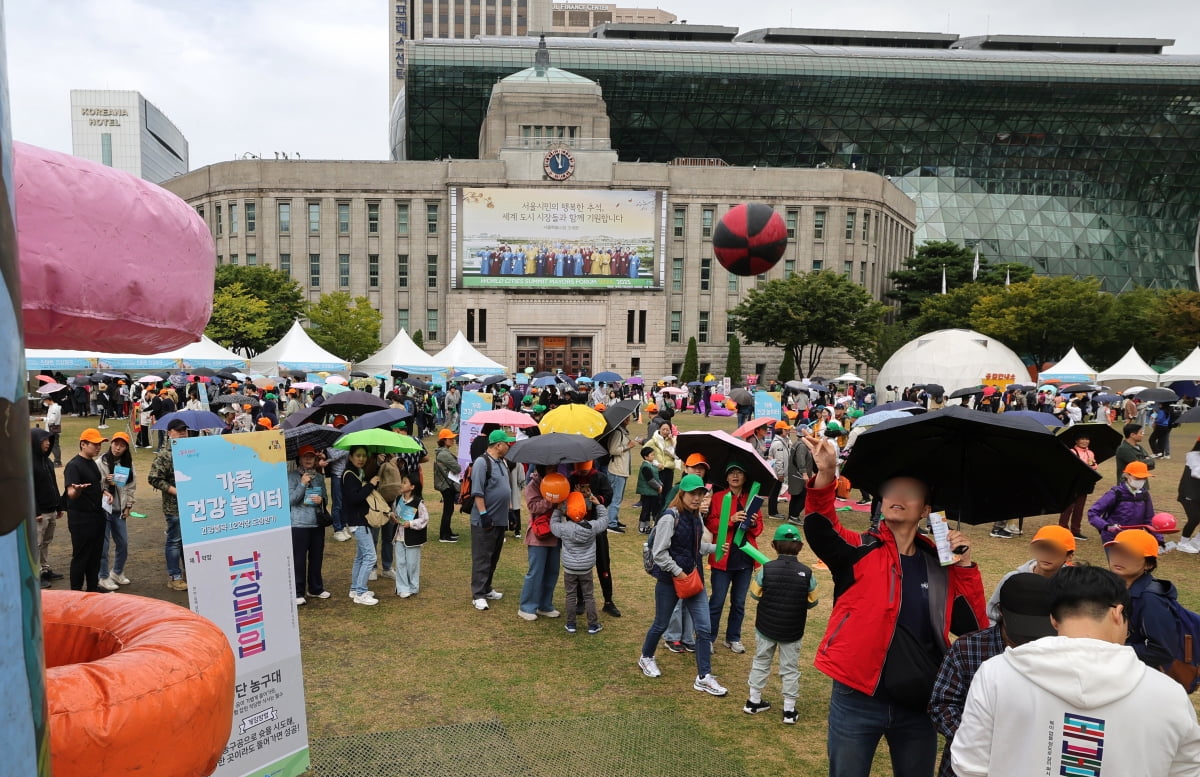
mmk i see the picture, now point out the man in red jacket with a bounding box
[800,435,988,777]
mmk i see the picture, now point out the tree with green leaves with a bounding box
[680,337,699,384]
[860,320,914,372]
[212,265,305,356]
[729,270,886,379]
[412,330,424,350]
[1092,286,1176,366]
[969,276,1113,369]
[206,282,270,354]
[724,333,742,379]
[887,240,1032,319]
[777,348,796,383]
[909,284,993,336]
[305,292,383,364]
[1157,290,1200,362]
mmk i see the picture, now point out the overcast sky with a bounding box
[8,0,1198,168]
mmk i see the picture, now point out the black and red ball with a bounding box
[712,203,788,276]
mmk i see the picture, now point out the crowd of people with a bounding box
[31,367,1200,776]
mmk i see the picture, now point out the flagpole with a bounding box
[941,264,947,295]
[972,248,980,281]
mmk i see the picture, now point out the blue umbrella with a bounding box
[851,409,914,428]
[1002,410,1064,428]
[152,410,226,431]
[864,400,925,415]
[1094,393,1122,403]
[339,408,413,434]
[532,376,557,388]
[687,380,704,387]
[576,376,593,384]
[593,371,623,383]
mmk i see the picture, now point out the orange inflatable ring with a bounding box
[43,591,236,777]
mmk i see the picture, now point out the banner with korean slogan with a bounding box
[457,391,495,471]
[175,430,310,777]
[754,391,782,421]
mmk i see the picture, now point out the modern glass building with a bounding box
[401,34,1200,290]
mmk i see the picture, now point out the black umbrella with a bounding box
[948,386,985,399]
[283,423,343,459]
[1136,388,1179,404]
[1178,406,1200,425]
[281,390,388,428]
[188,367,218,378]
[90,373,107,382]
[211,394,260,407]
[350,371,369,378]
[556,374,579,391]
[339,408,413,434]
[865,400,925,416]
[923,383,946,397]
[1056,423,1123,464]
[674,430,779,497]
[481,374,508,386]
[532,371,553,379]
[217,368,240,380]
[405,378,431,392]
[1059,383,1097,394]
[841,405,1101,524]
[391,369,409,379]
[507,432,607,465]
[729,388,754,405]
[597,399,642,441]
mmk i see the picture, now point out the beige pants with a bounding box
[36,511,58,570]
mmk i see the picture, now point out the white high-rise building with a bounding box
[70,89,189,184]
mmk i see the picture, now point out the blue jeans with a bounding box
[99,513,129,578]
[519,544,561,614]
[663,600,694,645]
[330,473,345,530]
[607,474,627,528]
[350,526,377,595]
[641,577,713,677]
[827,680,937,777]
[709,566,753,642]
[164,514,182,579]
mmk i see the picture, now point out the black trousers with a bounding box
[291,526,326,598]
[639,493,662,527]
[68,515,106,592]
[470,524,507,598]
[439,487,458,539]
[573,530,614,607]
[1148,426,1169,456]
[787,488,806,520]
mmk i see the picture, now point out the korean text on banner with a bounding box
[754,391,782,421]
[175,430,310,777]
[458,391,495,471]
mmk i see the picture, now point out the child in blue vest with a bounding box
[744,523,818,724]
[392,473,429,598]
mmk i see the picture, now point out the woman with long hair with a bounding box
[97,431,137,590]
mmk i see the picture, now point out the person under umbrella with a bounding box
[1058,433,1100,540]
[706,463,765,656]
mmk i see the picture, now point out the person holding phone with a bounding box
[63,428,109,592]
[705,463,765,654]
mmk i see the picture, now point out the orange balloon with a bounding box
[539,472,570,504]
[566,491,588,521]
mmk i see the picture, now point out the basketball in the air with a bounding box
[712,203,788,276]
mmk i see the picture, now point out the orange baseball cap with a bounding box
[437,429,458,440]
[242,404,252,411]
[774,421,792,430]
[1123,461,1154,479]
[646,403,658,412]
[594,403,607,411]
[257,418,274,430]
[1105,529,1159,558]
[79,428,108,444]
[684,453,709,469]
[1030,525,1076,552]
[574,460,594,472]
[331,415,349,428]
[110,431,132,445]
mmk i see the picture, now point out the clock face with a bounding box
[544,149,575,181]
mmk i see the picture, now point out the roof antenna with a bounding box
[535,33,549,75]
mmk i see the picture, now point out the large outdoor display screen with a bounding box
[457,188,659,289]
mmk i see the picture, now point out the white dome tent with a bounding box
[876,329,1029,395]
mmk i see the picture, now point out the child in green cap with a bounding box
[744,523,819,724]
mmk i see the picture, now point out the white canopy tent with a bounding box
[247,321,349,374]
[157,335,247,369]
[431,331,507,375]
[1096,346,1159,383]
[356,328,443,376]
[832,372,864,383]
[876,328,1029,395]
[1158,347,1200,383]
[1037,347,1097,384]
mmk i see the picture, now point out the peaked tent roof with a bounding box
[1097,346,1159,382]
[1158,347,1200,383]
[1037,347,1097,382]
[356,328,442,375]
[158,335,247,369]
[247,321,350,374]
[431,331,507,375]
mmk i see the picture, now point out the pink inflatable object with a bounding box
[1152,512,1178,533]
[14,142,215,352]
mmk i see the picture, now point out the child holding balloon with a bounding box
[551,490,609,635]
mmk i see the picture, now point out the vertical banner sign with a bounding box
[754,391,782,421]
[722,377,732,398]
[457,391,495,471]
[176,430,310,777]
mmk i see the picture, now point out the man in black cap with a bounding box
[929,573,1056,777]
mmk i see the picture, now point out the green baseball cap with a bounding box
[488,429,517,445]
[725,461,747,474]
[678,473,707,493]
[773,524,803,542]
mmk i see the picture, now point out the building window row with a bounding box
[466,308,488,343]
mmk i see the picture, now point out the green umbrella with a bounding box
[333,428,423,453]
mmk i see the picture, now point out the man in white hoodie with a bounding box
[952,565,1200,777]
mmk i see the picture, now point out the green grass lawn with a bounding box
[38,412,1200,777]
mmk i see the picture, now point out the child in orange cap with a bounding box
[1105,529,1177,671]
[986,525,1075,621]
[1088,461,1157,544]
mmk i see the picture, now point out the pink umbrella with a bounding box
[732,416,776,439]
[37,383,67,394]
[660,387,688,395]
[468,409,539,428]
[137,375,163,383]
[291,381,317,390]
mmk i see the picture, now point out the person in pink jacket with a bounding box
[517,467,562,621]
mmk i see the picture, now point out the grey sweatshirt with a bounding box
[550,505,608,572]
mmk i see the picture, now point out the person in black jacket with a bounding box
[63,428,110,592]
[31,428,64,587]
[743,523,818,724]
[343,446,382,605]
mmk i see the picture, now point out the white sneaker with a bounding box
[472,598,490,611]
[352,592,379,606]
[112,573,131,585]
[332,530,351,542]
[536,609,561,618]
[350,589,375,599]
[484,589,504,600]
[694,673,729,697]
[295,597,306,605]
[638,655,662,678]
[368,569,379,581]
[724,640,746,654]
[517,610,537,621]
[382,569,398,580]
[314,590,332,599]
[1180,537,1200,555]
[98,577,119,591]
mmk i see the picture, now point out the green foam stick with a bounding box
[738,542,770,566]
[715,492,732,562]
[731,481,761,550]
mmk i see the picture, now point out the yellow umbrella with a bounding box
[538,404,607,437]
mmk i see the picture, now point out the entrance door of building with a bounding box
[515,336,592,376]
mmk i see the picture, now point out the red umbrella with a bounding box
[35,374,55,382]
[732,416,776,439]
[466,409,539,428]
